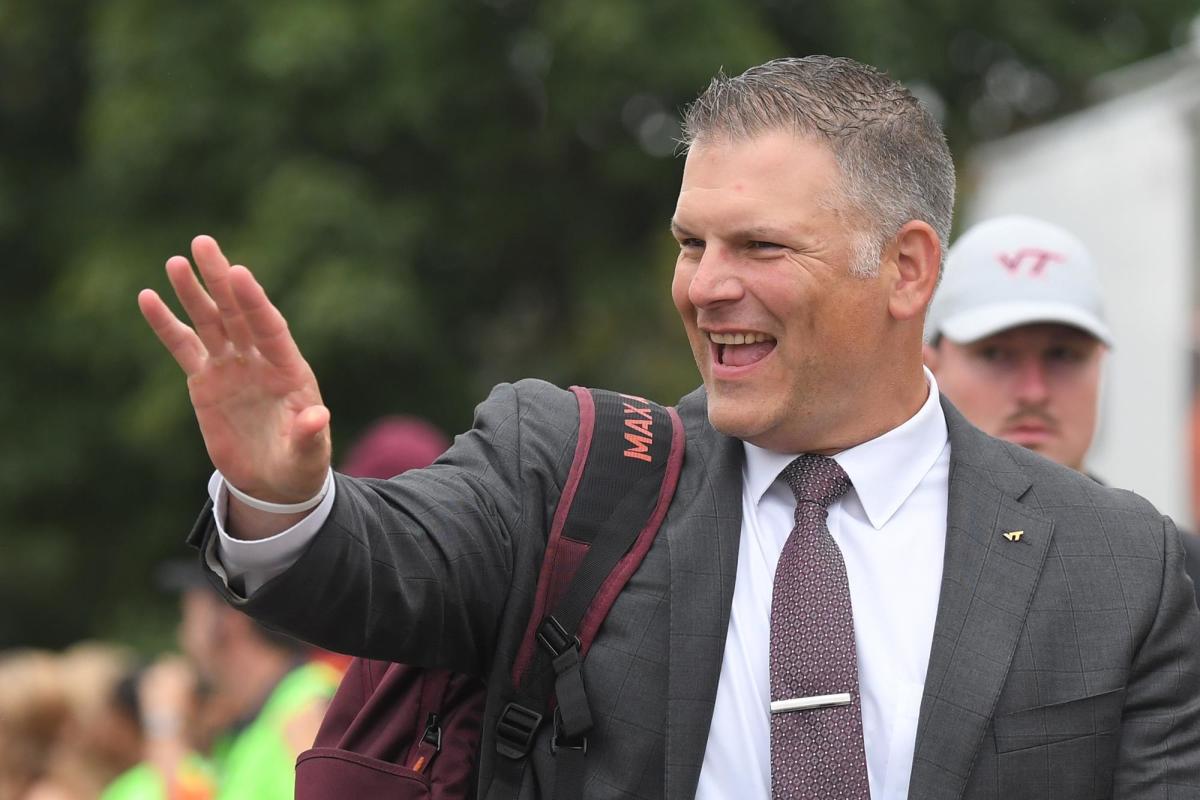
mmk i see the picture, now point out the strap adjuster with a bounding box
[496,702,543,760]
[537,615,580,658]
[551,706,588,755]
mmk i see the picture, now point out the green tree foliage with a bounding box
[2,0,1195,649]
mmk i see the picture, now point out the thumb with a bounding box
[292,404,332,459]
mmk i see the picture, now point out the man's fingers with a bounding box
[227,265,306,369]
[138,289,207,376]
[165,256,230,358]
[192,236,254,351]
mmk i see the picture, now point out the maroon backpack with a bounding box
[296,387,685,799]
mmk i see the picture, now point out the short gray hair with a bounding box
[681,56,955,276]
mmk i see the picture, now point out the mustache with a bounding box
[1002,408,1058,431]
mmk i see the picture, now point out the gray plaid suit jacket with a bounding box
[194,379,1200,799]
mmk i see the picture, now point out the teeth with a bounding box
[709,332,773,345]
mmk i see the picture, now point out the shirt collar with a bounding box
[742,368,948,530]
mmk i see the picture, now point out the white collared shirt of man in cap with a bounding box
[923,215,1112,473]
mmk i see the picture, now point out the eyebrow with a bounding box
[738,226,790,241]
[669,219,794,242]
[668,219,692,238]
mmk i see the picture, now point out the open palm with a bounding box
[139,235,332,504]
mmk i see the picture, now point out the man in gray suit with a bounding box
[139,56,1200,798]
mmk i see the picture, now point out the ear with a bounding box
[884,220,941,322]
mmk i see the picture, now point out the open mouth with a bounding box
[709,331,776,368]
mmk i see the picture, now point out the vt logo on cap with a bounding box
[924,215,1114,347]
[996,249,1066,277]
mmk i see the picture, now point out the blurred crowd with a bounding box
[0,636,338,800]
[0,417,449,800]
[0,642,142,800]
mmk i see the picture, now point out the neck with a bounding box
[814,369,929,454]
[792,339,929,452]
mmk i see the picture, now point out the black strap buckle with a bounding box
[550,706,588,755]
[537,615,580,658]
[421,713,442,752]
[496,702,544,760]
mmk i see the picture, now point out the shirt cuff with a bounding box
[206,469,337,596]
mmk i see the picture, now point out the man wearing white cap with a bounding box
[925,214,1200,604]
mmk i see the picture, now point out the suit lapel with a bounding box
[664,387,744,800]
[907,400,1055,800]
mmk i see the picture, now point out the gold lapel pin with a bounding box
[1002,530,1025,543]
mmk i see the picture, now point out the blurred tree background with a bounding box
[1,0,1196,650]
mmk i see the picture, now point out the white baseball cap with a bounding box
[926,215,1113,346]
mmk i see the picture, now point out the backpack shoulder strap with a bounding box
[493,387,684,774]
[546,387,684,659]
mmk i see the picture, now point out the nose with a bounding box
[686,245,743,309]
[1013,355,1050,404]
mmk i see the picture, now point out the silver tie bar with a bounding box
[770,692,852,714]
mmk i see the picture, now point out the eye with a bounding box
[676,239,700,261]
[1045,344,1087,364]
[747,240,785,252]
[975,345,1014,365]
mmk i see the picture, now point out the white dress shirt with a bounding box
[695,371,949,800]
[206,469,336,596]
[213,372,949,799]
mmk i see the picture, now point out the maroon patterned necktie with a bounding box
[770,454,870,799]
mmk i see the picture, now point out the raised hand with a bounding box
[139,236,332,509]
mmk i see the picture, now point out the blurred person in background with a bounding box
[924,214,1200,606]
[100,657,215,800]
[0,650,70,800]
[48,643,143,798]
[0,643,142,800]
[171,563,338,799]
[339,415,450,480]
[103,561,338,800]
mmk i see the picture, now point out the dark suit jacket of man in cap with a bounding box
[191,378,1200,799]
[1187,537,1200,610]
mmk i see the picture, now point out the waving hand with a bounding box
[139,236,332,511]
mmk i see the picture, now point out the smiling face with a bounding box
[671,131,923,453]
[925,323,1105,471]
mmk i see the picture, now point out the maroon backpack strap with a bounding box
[573,400,683,656]
[491,387,684,793]
[509,387,683,687]
[509,386,596,686]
